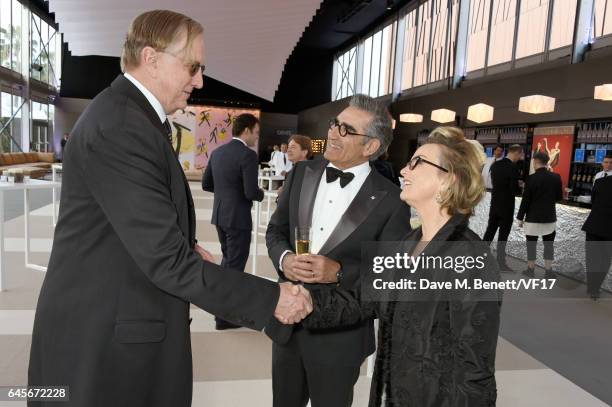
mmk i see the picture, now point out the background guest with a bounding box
[372,150,400,186]
[483,144,523,271]
[593,154,612,182]
[271,142,292,175]
[482,144,504,190]
[582,174,612,300]
[516,152,562,278]
[202,113,265,330]
[286,134,312,164]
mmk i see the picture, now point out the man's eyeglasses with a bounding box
[328,117,376,139]
[159,50,205,77]
[407,155,449,173]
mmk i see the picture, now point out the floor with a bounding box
[0,182,609,406]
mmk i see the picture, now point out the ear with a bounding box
[364,138,381,158]
[141,46,158,76]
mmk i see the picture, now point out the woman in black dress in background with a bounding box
[303,127,502,406]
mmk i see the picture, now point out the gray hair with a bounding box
[348,94,393,159]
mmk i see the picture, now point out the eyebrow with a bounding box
[338,119,358,133]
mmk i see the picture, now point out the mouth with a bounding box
[327,142,342,150]
[403,179,413,187]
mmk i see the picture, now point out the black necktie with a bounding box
[283,154,287,165]
[326,167,355,188]
[163,120,173,144]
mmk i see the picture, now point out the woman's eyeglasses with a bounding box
[328,117,376,139]
[407,155,449,173]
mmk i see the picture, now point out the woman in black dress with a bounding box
[302,127,502,406]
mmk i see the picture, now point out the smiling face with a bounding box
[153,32,205,114]
[324,106,380,169]
[399,144,449,211]
[287,139,307,163]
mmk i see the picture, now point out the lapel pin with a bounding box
[371,196,376,200]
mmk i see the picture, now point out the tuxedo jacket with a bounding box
[28,75,279,407]
[582,175,612,239]
[516,167,562,223]
[202,138,263,231]
[265,159,412,366]
[490,158,520,217]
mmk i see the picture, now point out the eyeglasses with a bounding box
[328,117,376,139]
[158,50,205,77]
[407,155,449,173]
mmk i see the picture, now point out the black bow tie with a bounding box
[326,166,355,188]
[163,119,173,144]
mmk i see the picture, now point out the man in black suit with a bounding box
[483,144,523,271]
[266,94,413,407]
[28,10,311,407]
[202,113,264,330]
[582,172,612,300]
[516,152,562,278]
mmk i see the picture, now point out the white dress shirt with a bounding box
[594,170,611,183]
[233,137,247,147]
[310,161,371,254]
[271,152,292,175]
[278,161,371,270]
[124,73,166,124]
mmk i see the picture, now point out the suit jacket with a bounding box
[582,175,612,239]
[516,167,563,223]
[265,159,412,366]
[490,157,520,216]
[372,159,400,186]
[28,75,279,407]
[303,214,501,406]
[202,138,263,231]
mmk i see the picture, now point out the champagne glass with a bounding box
[295,226,312,255]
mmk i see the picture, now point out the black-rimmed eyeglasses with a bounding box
[328,117,376,139]
[407,155,449,172]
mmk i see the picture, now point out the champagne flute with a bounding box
[295,226,312,255]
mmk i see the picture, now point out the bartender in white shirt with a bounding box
[482,145,504,190]
[271,142,292,175]
[593,154,612,182]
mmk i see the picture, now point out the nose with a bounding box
[193,72,204,89]
[400,165,410,178]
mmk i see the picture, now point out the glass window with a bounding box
[487,0,517,66]
[429,0,459,82]
[332,47,356,101]
[549,0,577,49]
[402,9,418,90]
[515,0,551,59]
[379,23,394,96]
[362,35,373,96]
[370,30,382,97]
[414,0,432,87]
[0,92,22,152]
[1,0,10,69]
[593,0,612,38]
[11,0,21,73]
[31,14,40,81]
[467,0,491,72]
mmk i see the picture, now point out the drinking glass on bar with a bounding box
[295,226,312,255]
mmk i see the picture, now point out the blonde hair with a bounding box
[121,10,203,72]
[425,127,485,216]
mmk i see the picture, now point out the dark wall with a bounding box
[298,48,612,172]
[258,112,298,161]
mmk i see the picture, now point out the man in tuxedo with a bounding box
[582,174,612,300]
[266,94,413,407]
[202,113,264,330]
[28,10,311,407]
[483,144,523,271]
[593,154,612,182]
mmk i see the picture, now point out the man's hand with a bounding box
[274,282,313,324]
[194,243,215,263]
[282,253,340,284]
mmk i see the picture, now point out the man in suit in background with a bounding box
[28,11,311,407]
[202,113,265,330]
[266,94,412,407]
[483,144,523,271]
[593,154,612,182]
[582,174,612,300]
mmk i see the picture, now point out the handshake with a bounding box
[274,282,313,324]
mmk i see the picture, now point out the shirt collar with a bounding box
[233,137,247,146]
[327,160,371,178]
[124,73,167,124]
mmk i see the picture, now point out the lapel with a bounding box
[318,167,388,256]
[298,160,327,229]
[111,75,196,243]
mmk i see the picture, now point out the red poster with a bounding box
[530,129,574,189]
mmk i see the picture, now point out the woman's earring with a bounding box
[435,191,443,204]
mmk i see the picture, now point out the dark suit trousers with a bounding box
[585,233,612,295]
[272,329,361,407]
[483,209,514,263]
[215,225,251,322]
